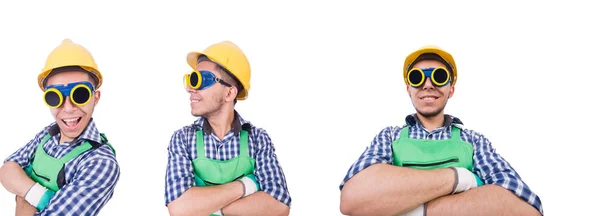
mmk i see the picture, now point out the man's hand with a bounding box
[16,195,38,216]
[236,174,261,198]
[451,167,483,194]
[399,168,484,216]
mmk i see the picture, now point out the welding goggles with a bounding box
[183,70,232,90]
[43,81,94,108]
[406,67,451,88]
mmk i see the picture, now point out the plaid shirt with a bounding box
[4,119,120,216]
[164,111,292,207]
[339,114,543,215]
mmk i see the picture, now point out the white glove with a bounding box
[237,175,259,197]
[24,182,54,210]
[210,209,222,216]
[451,167,479,194]
[400,203,426,216]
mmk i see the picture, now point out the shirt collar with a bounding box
[48,117,103,146]
[193,110,250,135]
[404,113,464,129]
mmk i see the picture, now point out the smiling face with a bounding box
[406,59,454,119]
[45,70,100,143]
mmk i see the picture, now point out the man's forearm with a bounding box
[167,181,244,216]
[0,162,35,197]
[16,195,38,216]
[340,164,455,216]
[222,192,290,216]
[427,184,542,216]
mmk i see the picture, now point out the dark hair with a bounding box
[214,66,242,105]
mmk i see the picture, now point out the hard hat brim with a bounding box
[37,66,102,91]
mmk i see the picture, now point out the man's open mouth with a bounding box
[62,117,82,128]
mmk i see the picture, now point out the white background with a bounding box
[1,0,598,215]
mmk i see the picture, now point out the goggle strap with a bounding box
[215,78,232,87]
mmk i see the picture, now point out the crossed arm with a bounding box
[165,130,291,216]
[16,195,38,216]
[1,161,39,215]
[340,164,540,216]
[167,186,289,216]
[1,144,120,216]
[338,127,543,216]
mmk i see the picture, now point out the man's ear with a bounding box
[448,86,455,99]
[93,90,101,105]
[226,87,238,102]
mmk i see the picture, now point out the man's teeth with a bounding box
[422,97,436,101]
[64,118,79,122]
[191,100,200,102]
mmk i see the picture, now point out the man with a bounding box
[164,41,291,216]
[338,46,543,216]
[0,39,120,216]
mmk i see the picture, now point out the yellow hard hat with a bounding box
[403,45,458,86]
[38,39,103,91]
[186,41,251,100]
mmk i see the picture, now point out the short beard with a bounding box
[191,96,225,118]
[415,99,448,119]
[416,106,445,118]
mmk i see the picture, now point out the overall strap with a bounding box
[58,133,114,164]
[450,126,462,141]
[34,134,53,154]
[100,133,116,156]
[239,129,249,157]
[400,126,410,139]
[195,130,206,159]
[40,134,52,146]
[59,142,93,164]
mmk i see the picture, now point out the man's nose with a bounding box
[62,97,77,112]
[186,85,198,93]
[421,77,435,89]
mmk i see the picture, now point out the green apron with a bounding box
[392,126,474,170]
[192,129,259,216]
[24,133,115,210]
[192,129,258,186]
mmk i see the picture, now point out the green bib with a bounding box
[24,133,115,192]
[391,126,474,170]
[192,129,256,186]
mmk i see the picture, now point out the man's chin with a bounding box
[416,108,444,118]
[59,130,82,142]
[191,111,204,117]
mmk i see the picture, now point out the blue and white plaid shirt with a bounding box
[4,118,120,216]
[339,114,543,215]
[164,111,292,207]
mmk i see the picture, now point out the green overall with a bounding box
[192,128,259,187]
[24,133,115,210]
[192,128,260,216]
[391,126,483,184]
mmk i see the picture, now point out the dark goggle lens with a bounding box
[44,91,61,107]
[432,68,449,86]
[408,70,424,86]
[189,72,200,88]
[72,86,91,104]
